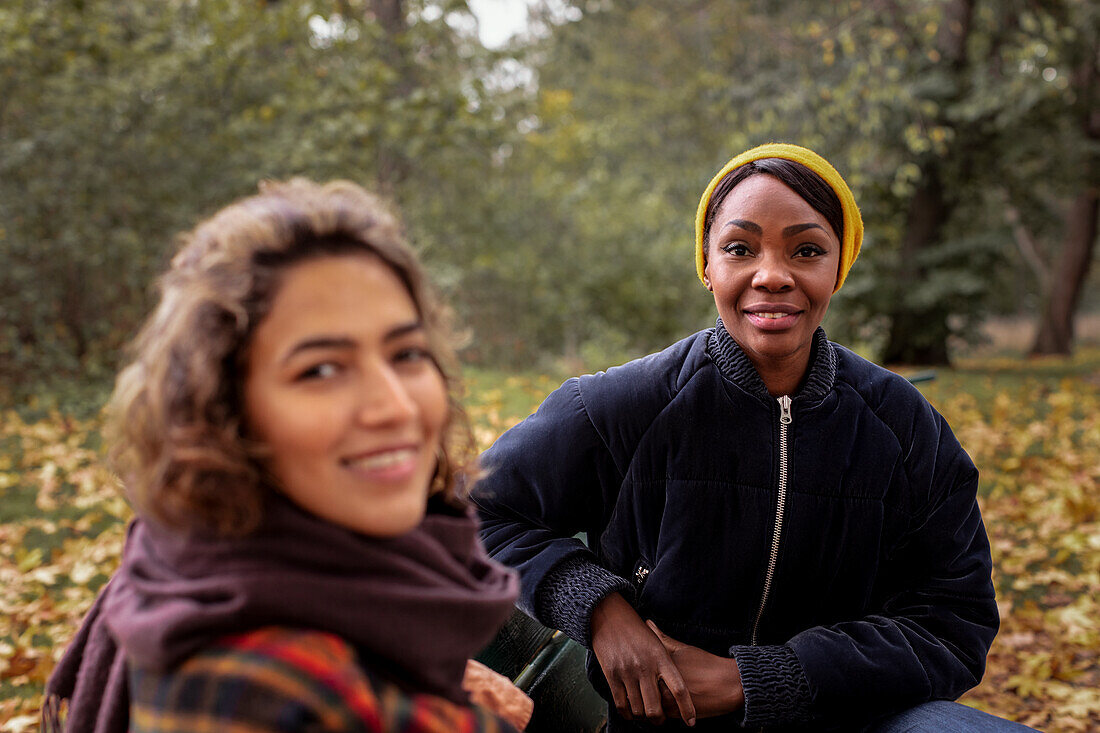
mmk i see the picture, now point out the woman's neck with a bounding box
[748,349,811,398]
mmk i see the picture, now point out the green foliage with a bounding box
[481,0,1098,365]
[0,0,514,385]
[2,0,1097,381]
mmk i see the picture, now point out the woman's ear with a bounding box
[702,244,713,291]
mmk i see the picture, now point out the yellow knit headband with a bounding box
[694,143,863,293]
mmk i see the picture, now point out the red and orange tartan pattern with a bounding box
[129,626,516,733]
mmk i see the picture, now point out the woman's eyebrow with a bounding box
[722,219,762,234]
[280,321,423,364]
[384,320,424,342]
[782,223,826,237]
[282,336,355,363]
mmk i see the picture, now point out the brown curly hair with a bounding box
[108,179,477,535]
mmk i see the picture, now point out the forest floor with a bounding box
[1,340,1098,731]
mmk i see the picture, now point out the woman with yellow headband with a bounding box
[474,145,1028,731]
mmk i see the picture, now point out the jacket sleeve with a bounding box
[730,404,999,729]
[473,378,633,646]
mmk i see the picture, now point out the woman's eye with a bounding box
[393,347,434,366]
[794,244,826,258]
[722,242,751,256]
[297,362,341,381]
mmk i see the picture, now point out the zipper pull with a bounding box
[778,395,792,425]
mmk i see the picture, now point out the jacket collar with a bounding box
[706,318,837,405]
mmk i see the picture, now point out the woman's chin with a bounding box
[306,490,429,538]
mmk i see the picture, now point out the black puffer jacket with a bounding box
[474,323,998,731]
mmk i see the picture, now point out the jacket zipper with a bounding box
[751,394,792,646]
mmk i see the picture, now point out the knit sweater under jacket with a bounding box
[473,323,998,732]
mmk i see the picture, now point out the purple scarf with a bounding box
[44,494,519,732]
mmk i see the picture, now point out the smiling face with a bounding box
[243,254,448,537]
[704,174,840,395]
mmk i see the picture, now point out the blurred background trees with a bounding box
[2,0,1097,394]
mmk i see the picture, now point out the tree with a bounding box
[5,0,1097,382]
[0,0,513,389]
[480,0,1007,365]
[879,0,976,365]
[1029,3,1099,355]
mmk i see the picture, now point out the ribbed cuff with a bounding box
[729,644,813,728]
[534,555,633,647]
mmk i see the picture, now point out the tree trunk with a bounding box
[372,0,405,36]
[882,167,953,365]
[881,0,973,366]
[1030,38,1099,355]
[369,0,410,192]
[61,263,89,360]
[1030,190,1099,354]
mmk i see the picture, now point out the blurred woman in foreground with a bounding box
[45,179,528,732]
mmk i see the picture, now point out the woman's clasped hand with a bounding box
[645,621,744,721]
[591,592,697,726]
[590,592,748,726]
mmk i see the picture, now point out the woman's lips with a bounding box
[341,446,421,481]
[744,308,802,331]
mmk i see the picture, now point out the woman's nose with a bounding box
[751,252,795,291]
[355,364,417,425]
